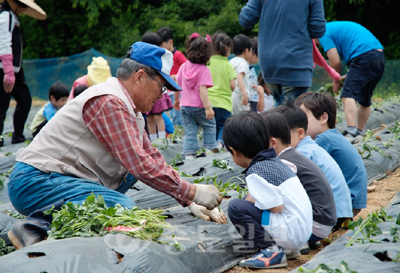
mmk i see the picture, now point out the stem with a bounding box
[346,218,369,247]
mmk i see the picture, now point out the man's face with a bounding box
[133,71,165,113]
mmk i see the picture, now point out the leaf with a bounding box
[396,213,400,225]
[85,192,96,205]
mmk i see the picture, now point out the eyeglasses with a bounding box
[140,70,167,94]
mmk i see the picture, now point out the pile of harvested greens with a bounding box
[44,193,171,242]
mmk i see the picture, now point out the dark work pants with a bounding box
[228,198,275,250]
[0,68,31,143]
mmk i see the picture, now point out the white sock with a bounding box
[149,134,158,141]
[158,131,166,139]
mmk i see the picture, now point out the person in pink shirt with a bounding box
[175,33,219,159]
[68,56,111,101]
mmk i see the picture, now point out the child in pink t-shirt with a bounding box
[175,33,219,159]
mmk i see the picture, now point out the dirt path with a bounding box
[225,166,400,273]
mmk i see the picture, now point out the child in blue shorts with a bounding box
[295,92,367,217]
[224,111,312,269]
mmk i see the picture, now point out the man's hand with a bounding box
[192,184,223,210]
[189,203,227,224]
[205,106,215,120]
[332,79,343,94]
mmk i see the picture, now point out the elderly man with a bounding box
[7,42,225,249]
[316,21,385,143]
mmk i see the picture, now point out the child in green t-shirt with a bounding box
[207,33,237,149]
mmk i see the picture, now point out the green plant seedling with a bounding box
[212,159,233,170]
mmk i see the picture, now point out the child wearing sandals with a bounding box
[175,33,219,160]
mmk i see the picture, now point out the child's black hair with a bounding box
[157,27,173,42]
[251,37,258,56]
[294,92,337,129]
[260,111,291,145]
[141,31,163,46]
[232,34,252,56]
[73,85,88,98]
[186,36,212,65]
[272,101,308,132]
[223,111,270,159]
[211,33,233,57]
[49,82,69,101]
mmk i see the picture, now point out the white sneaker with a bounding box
[286,249,301,260]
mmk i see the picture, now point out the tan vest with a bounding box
[17,77,145,190]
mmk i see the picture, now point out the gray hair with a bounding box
[116,59,157,81]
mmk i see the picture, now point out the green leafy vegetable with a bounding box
[212,159,233,170]
[45,193,171,243]
[0,238,16,257]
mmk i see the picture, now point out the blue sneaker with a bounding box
[239,246,288,269]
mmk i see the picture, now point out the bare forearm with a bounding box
[199,86,211,109]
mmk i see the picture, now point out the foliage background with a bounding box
[19,0,400,60]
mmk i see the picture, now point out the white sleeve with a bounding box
[246,173,283,210]
[0,11,12,56]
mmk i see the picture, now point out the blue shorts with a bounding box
[341,50,385,107]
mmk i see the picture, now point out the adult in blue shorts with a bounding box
[316,21,385,142]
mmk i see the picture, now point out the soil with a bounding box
[224,166,400,273]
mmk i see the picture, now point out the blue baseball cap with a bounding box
[126,42,181,91]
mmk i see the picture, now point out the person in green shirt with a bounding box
[207,33,237,149]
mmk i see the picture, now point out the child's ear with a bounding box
[229,147,239,156]
[269,137,278,148]
[297,128,306,137]
[50,95,55,102]
[320,112,329,125]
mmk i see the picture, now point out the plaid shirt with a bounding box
[82,81,192,206]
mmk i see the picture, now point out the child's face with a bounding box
[51,96,68,109]
[250,51,258,65]
[299,104,325,139]
[160,40,174,52]
[243,48,253,62]
[229,148,251,169]
[290,128,305,148]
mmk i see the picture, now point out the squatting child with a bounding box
[207,33,237,149]
[273,102,353,231]
[224,111,312,269]
[295,92,367,217]
[176,33,219,159]
[260,111,337,252]
[229,34,252,114]
[30,82,69,138]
